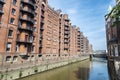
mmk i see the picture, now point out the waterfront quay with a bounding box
[0,55,89,80]
[18,58,109,80]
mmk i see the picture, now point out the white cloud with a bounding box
[67,9,77,14]
[85,27,105,37]
[84,27,106,50]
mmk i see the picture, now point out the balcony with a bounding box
[20,6,35,17]
[21,0,36,10]
[41,19,44,24]
[39,44,42,48]
[39,37,42,41]
[17,38,33,44]
[64,27,69,31]
[64,31,69,35]
[40,35,43,41]
[0,8,4,14]
[41,14,45,18]
[64,40,69,44]
[64,24,69,27]
[18,25,34,32]
[40,26,44,31]
[64,44,69,48]
[64,47,69,49]
[64,36,69,39]
[0,0,5,4]
[41,5,45,11]
[19,16,35,24]
[40,34,43,38]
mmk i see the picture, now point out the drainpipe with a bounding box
[4,0,12,52]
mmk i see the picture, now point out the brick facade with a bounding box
[0,0,92,63]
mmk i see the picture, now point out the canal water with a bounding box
[18,59,109,80]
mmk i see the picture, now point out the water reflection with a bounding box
[89,59,109,80]
[18,59,109,80]
[74,61,90,80]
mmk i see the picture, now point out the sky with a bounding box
[48,0,115,50]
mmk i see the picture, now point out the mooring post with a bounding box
[90,54,92,61]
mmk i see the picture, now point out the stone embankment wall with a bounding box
[0,56,89,80]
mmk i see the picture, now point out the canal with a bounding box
[18,59,109,80]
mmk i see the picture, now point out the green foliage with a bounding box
[110,4,120,27]
[0,74,4,79]
[112,4,120,18]
[19,71,22,78]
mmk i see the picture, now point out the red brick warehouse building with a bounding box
[0,0,92,64]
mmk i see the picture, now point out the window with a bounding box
[6,43,12,52]
[11,8,16,15]
[33,27,36,32]
[10,18,15,24]
[6,56,11,62]
[16,44,19,52]
[13,56,18,62]
[31,55,34,60]
[33,36,35,41]
[32,45,35,53]
[35,20,37,24]
[13,0,17,6]
[8,30,13,37]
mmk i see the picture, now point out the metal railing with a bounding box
[21,0,36,9]
[19,16,35,24]
[20,6,35,16]
[18,25,34,32]
[17,38,33,43]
